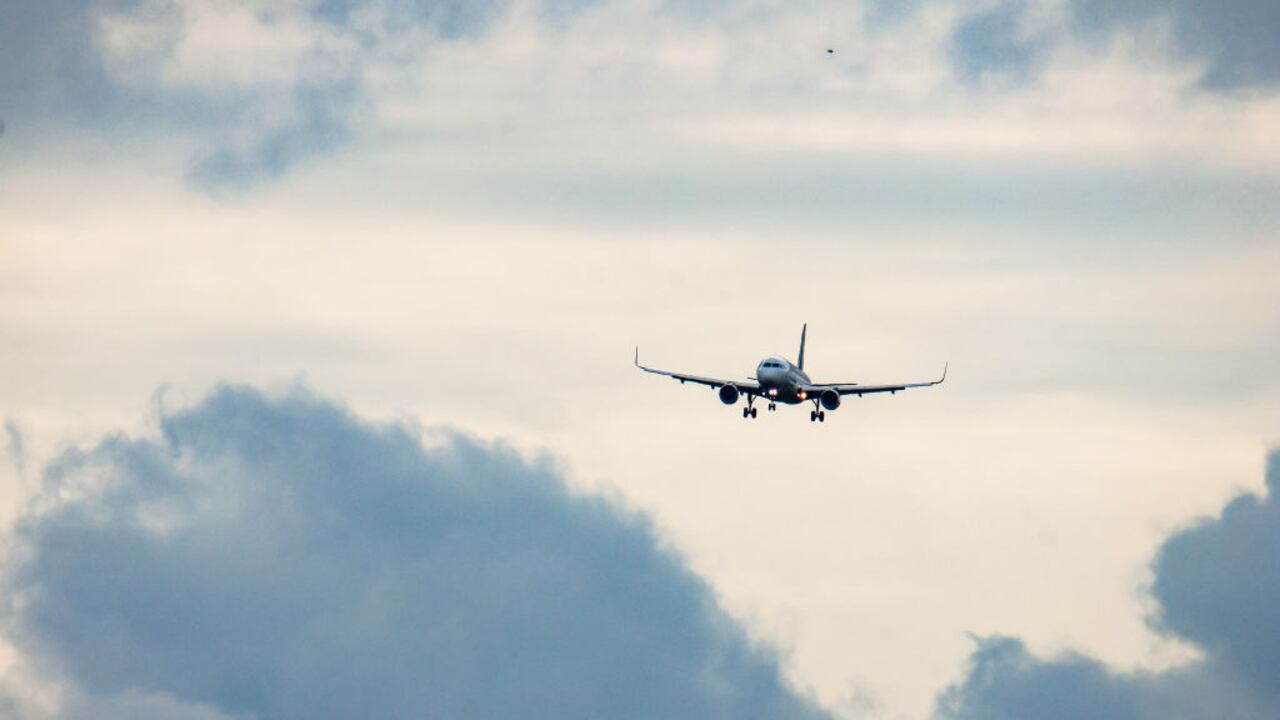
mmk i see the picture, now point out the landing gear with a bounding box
[810,400,826,423]
[768,402,777,412]
[742,398,758,419]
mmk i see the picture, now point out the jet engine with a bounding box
[820,389,841,411]
[718,384,740,405]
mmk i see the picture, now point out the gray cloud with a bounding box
[60,690,238,720]
[947,0,1280,90]
[0,1,533,189]
[1150,456,1280,703]
[310,0,513,37]
[948,1,1043,82]
[3,419,23,474]
[0,1,118,126]
[3,385,828,720]
[935,451,1280,719]
[186,74,362,190]
[1070,0,1280,90]
[935,636,1141,719]
[0,0,343,187]
[9,0,1276,190]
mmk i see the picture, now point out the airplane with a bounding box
[634,324,945,422]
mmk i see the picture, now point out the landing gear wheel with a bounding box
[743,407,750,418]
[751,407,758,418]
[818,411,826,422]
[809,411,817,422]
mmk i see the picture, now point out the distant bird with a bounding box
[826,48,834,54]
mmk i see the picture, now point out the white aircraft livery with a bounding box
[635,324,946,421]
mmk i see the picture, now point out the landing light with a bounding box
[798,391,807,400]
[768,388,778,397]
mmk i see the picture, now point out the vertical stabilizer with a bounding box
[798,323,807,370]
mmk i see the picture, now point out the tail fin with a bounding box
[798,323,807,371]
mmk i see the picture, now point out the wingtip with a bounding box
[939,362,948,383]
[634,346,640,367]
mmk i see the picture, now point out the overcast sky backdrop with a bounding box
[2,1,1278,718]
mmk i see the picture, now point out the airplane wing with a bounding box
[634,348,761,394]
[805,363,947,397]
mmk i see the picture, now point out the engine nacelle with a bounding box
[718,384,740,405]
[820,389,841,411]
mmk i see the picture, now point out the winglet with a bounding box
[938,362,948,384]
[634,346,640,368]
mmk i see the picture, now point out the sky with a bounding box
[1,1,1278,718]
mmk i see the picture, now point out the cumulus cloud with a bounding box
[1,385,827,720]
[935,452,1280,719]
[1150,455,1280,704]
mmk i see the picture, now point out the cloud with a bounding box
[0,0,345,187]
[934,636,1142,719]
[935,451,1280,719]
[310,0,515,37]
[945,0,1280,90]
[1071,0,1280,90]
[3,420,23,474]
[948,1,1044,82]
[60,690,238,720]
[0,1,114,124]
[2,384,828,720]
[0,0,529,189]
[6,0,1279,191]
[1150,455,1280,703]
[185,72,362,189]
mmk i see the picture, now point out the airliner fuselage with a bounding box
[754,356,813,404]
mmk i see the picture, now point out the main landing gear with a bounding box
[742,397,759,419]
[809,399,826,422]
